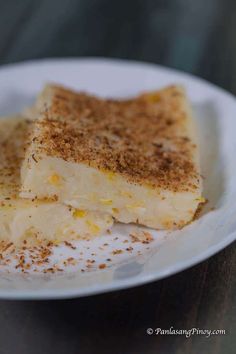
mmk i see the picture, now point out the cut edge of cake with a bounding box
[0,116,113,246]
[20,84,203,230]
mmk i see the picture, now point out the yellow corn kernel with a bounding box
[86,220,101,235]
[73,209,86,218]
[143,92,161,103]
[126,203,146,214]
[106,171,115,181]
[47,173,61,185]
[0,204,13,210]
[53,238,63,245]
[162,220,175,229]
[126,201,145,208]
[195,197,206,203]
[100,198,112,205]
[119,190,133,198]
[112,207,119,214]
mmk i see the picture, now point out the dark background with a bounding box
[0,0,235,353]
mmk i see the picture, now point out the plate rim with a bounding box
[1,56,236,101]
[0,230,235,300]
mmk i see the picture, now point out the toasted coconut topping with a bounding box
[0,117,31,201]
[27,84,200,192]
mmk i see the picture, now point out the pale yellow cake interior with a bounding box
[0,116,113,245]
[20,85,203,229]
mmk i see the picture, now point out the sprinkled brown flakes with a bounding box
[130,230,154,243]
[126,247,133,252]
[64,241,76,250]
[86,263,93,269]
[43,267,55,274]
[2,242,13,252]
[66,257,77,265]
[26,84,199,193]
[0,239,56,272]
[112,249,123,255]
[86,259,95,263]
[31,154,38,163]
[142,231,154,243]
[15,254,25,269]
[0,118,32,201]
[193,198,208,220]
[98,263,107,269]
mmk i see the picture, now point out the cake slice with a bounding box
[20,84,203,229]
[0,116,113,245]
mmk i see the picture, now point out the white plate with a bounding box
[0,58,236,300]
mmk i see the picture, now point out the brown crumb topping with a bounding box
[28,84,200,192]
[98,263,106,269]
[0,228,154,273]
[130,230,154,243]
[0,117,32,201]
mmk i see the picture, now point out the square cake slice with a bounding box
[20,85,203,229]
[0,116,113,246]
